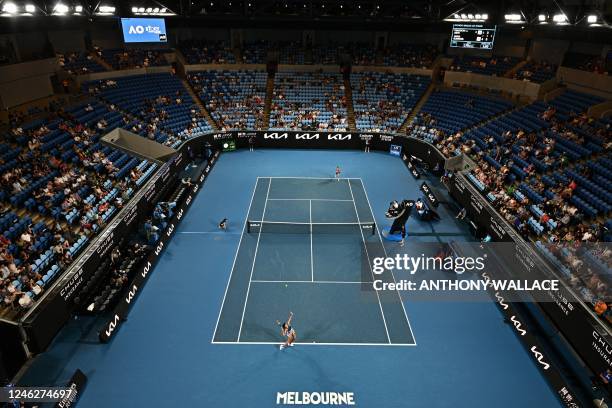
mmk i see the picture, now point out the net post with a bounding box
[247,221,251,233]
[371,222,376,236]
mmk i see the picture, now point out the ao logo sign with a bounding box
[122,18,167,43]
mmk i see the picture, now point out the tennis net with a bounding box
[247,220,376,235]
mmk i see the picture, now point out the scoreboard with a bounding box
[450,24,496,49]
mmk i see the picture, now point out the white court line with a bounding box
[257,176,361,180]
[251,280,368,284]
[212,341,417,347]
[347,179,391,344]
[179,231,241,235]
[237,178,272,341]
[267,198,353,202]
[358,178,417,346]
[248,221,371,225]
[211,178,261,343]
[309,199,314,282]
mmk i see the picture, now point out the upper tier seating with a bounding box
[84,74,212,144]
[179,40,236,64]
[514,61,557,83]
[97,48,172,70]
[419,90,513,135]
[270,71,347,130]
[58,52,106,75]
[450,55,520,76]
[351,72,430,132]
[188,70,267,130]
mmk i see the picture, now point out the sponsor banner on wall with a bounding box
[402,154,421,179]
[450,172,612,387]
[99,152,219,342]
[480,271,581,408]
[420,182,439,207]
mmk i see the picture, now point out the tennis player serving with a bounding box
[277,311,297,350]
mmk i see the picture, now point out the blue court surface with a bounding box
[20,149,561,407]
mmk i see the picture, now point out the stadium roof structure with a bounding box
[2,0,610,23]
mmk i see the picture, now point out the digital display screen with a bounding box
[121,18,167,43]
[389,144,402,157]
[450,24,496,49]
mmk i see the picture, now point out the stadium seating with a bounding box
[84,73,211,143]
[351,72,430,131]
[419,90,513,135]
[188,70,267,130]
[179,40,236,64]
[58,52,106,75]
[450,55,520,76]
[270,71,348,130]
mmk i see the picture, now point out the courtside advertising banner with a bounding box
[99,152,219,342]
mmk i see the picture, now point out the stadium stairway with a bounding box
[344,77,357,131]
[399,82,436,133]
[180,78,219,131]
[89,52,112,72]
[504,59,528,78]
[263,73,275,129]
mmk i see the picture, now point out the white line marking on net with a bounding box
[357,178,417,346]
[347,179,391,344]
[257,176,361,180]
[247,221,371,225]
[211,178,261,343]
[266,198,353,201]
[237,177,272,341]
[309,199,314,282]
[211,341,416,347]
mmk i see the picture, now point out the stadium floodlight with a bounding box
[475,14,481,19]
[460,13,467,19]
[153,7,160,13]
[2,2,18,14]
[53,3,69,14]
[481,13,488,20]
[98,6,115,13]
[505,14,522,22]
[587,15,597,24]
[553,13,567,23]
[138,7,145,12]
[75,5,83,12]
[25,4,36,13]
[145,7,152,12]
[538,14,547,22]
[131,7,138,13]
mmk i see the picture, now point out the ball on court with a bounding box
[285,284,288,287]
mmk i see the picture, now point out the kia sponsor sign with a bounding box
[99,153,217,342]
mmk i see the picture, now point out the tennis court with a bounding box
[212,177,416,346]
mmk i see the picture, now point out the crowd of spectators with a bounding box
[410,90,611,322]
[57,51,106,75]
[0,99,157,312]
[270,71,348,130]
[179,40,236,64]
[514,60,557,83]
[563,52,610,75]
[95,47,172,70]
[449,55,520,77]
[351,72,430,132]
[380,43,438,68]
[188,70,267,130]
